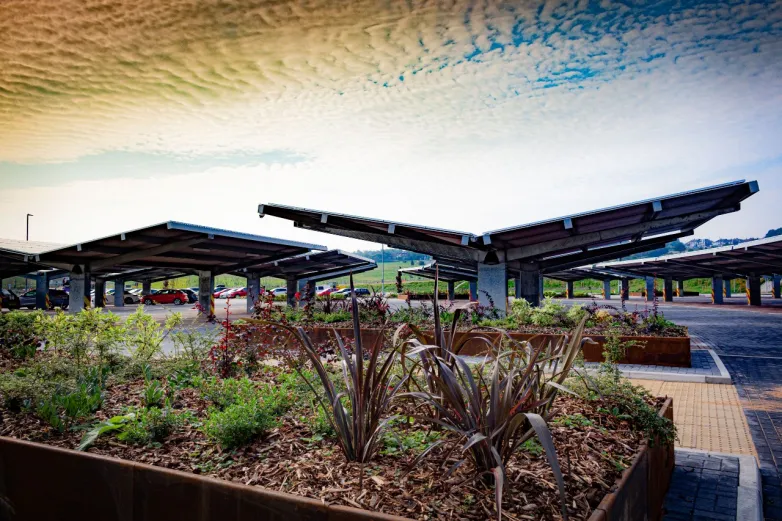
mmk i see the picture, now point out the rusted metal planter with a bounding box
[587,397,675,521]
[0,399,673,521]
[250,326,691,367]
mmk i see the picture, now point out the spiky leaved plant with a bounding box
[257,274,406,471]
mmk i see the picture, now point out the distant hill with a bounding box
[352,248,431,265]
[622,225,780,260]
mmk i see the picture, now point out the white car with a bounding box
[270,287,287,296]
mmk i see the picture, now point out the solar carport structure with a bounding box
[0,239,67,310]
[231,250,376,307]
[31,222,324,313]
[260,180,759,309]
[399,262,479,300]
[599,235,782,306]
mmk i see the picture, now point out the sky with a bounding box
[1,0,781,251]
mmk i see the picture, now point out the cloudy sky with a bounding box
[1,0,780,250]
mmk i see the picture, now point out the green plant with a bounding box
[0,310,44,359]
[78,413,136,450]
[380,424,440,456]
[169,313,215,362]
[123,306,171,365]
[258,275,407,467]
[0,372,53,411]
[202,400,277,449]
[79,407,187,449]
[307,401,336,438]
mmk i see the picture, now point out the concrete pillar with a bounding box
[773,275,781,299]
[711,276,724,305]
[724,279,732,298]
[68,266,87,314]
[286,278,298,308]
[663,278,673,302]
[197,270,214,317]
[94,279,106,308]
[477,262,508,312]
[515,275,522,299]
[566,281,575,299]
[447,281,455,301]
[516,266,540,308]
[539,276,545,300]
[645,277,655,302]
[469,281,478,302]
[247,273,260,313]
[35,272,48,310]
[142,280,152,296]
[677,280,685,297]
[603,279,612,300]
[621,279,630,300]
[747,276,761,306]
[114,279,125,307]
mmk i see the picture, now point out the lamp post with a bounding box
[26,213,33,241]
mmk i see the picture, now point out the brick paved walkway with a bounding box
[585,349,722,376]
[663,451,740,521]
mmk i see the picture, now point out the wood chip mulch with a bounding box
[0,368,656,521]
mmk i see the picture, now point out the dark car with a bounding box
[1,289,21,310]
[181,288,198,303]
[19,289,69,309]
[354,288,371,296]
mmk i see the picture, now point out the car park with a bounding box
[141,289,188,305]
[1,289,21,310]
[18,289,69,309]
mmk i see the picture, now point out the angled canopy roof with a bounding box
[233,250,376,282]
[0,238,65,279]
[399,262,479,283]
[599,235,782,280]
[29,221,325,279]
[260,180,758,271]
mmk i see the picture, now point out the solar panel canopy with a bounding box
[232,250,377,282]
[599,235,782,280]
[28,222,325,280]
[260,180,758,272]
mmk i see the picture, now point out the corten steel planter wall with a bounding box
[0,401,673,521]
[250,327,691,367]
[0,436,413,521]
[587,397,675,521]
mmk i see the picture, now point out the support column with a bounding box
[286,278,298,308]
[468,281,478,302]
[447,281,455,301]
[566,281,575,299]
[747,276,761,306]
[516,265,540,308]
[645,277,655,302]
[773,275,781,299]
[663,278,673,302]
[68,266,87,314]
[197,270,214,317]
[94,279,106,308]
[113,279,125,307]
[142,280,152,295]
[603,279,612,300]
[539,276,545,300]
[677,280,685,297]
[477,262,508,312]
[724,279,732,298]
[35,272,48,310]
[711,276,724,305]
[515,275,522,299]
[621,279,630,300]
[247,273,260,313]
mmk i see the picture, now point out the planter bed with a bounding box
[0,358,673,521]
[249,327,691,367]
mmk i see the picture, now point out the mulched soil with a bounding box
[0,363,659,521]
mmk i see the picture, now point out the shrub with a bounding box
[0,310,44,359]
[202,400,277,449]
[80,407,187,449]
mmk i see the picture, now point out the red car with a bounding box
[142,289,188,305]
[222,287,247,299]
[213,288,231,298]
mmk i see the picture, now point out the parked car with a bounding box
[181,288,198,303]
[331,288,351,296]
[270,287,287,296]
[141,289,188,305]
[1,289,21,310]
[354,288,371,296]
[19,289,69,309]
[316,287,336,296]
[213,288,231,298]
[121,291,140,304]
[222,287,247,299]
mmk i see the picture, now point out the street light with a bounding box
[26,213,33,241]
